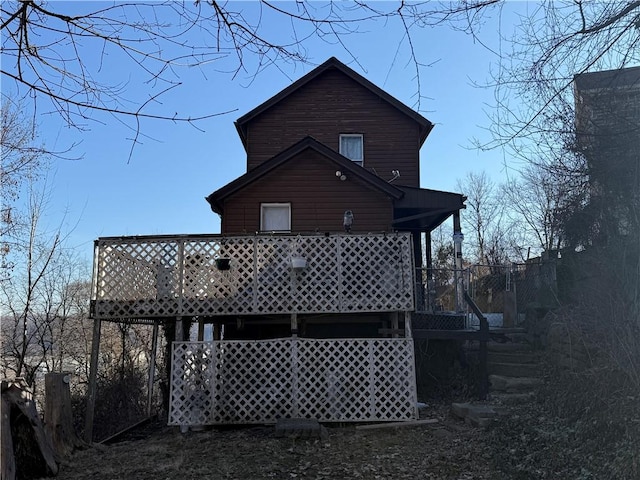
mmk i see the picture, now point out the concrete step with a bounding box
[501,332,531,344]
[488,351,538,364]
[489,374,543,393]
[489,327,527,335]
[490,392,535,405]
[487,341,533,353]
[451,402,507,428]
[488,362,540,378]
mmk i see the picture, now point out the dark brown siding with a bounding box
[244,69,422,187]
[221,150,394,234]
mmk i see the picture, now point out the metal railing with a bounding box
[415,261,558,329]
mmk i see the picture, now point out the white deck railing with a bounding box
[92,232,415,319]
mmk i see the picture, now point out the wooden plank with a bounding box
[99,416,156,445]
[355,419,439,430]
[1,390,16,480]
[84,318,102,443]
[146,321,159,417]
[3,381,58,476]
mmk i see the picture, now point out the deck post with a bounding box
[404,311,412,338]
[197,317,205,341]
[175,316,184,341]
[84,318,102,443]
[391,312,399,338]
[146,320,159,417]
[290,313,298,337]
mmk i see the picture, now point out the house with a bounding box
[573,66,640,244]
[85,57,467,434]
[205,57,466,339]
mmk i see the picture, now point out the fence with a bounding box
[168,338,417,425]
[416,260,558,328]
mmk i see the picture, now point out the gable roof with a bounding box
[206,136,404,214]
[234,57,434,149]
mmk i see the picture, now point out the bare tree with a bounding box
[0,177,63,384]
[504,160,580,257]
[456,171,511,265]
[466,1,640,152]
[0,1,521,159]
[0,96,49,272]
[3,1,638,158]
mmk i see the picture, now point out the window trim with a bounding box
[260,202,291,232]
[339,133,364,166]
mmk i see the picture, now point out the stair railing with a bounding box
[463,291,489,400]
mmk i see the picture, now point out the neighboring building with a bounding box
[573,66,640,244]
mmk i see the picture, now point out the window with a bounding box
[260,203,291,231]
[339,134,363,165]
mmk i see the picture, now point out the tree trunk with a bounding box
[44,373,85,459]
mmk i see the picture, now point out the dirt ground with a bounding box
[56,405,498,480]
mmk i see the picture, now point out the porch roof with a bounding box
[392,186,466,232]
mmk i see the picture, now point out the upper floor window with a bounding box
[260,203,291,231]
[339,134,363,165]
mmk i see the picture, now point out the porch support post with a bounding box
[290,313,298,337]
[146,320,159,417]
[84,318,101,443]
[411,231,423,269]
[424,230,433,311]
[453,211,464,312]
[425,230,433,271]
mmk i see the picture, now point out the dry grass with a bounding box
[57,405,496,480]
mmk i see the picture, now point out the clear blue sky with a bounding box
[7,2,530,263]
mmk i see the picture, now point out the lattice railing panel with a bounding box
[95,239,181,318]
[168,338,417,425]
[94,233,414,319]
[339,234,414,312]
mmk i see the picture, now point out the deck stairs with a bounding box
[452,326,544,427]
[487,327,542,404]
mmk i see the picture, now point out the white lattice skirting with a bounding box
[169,338,417,425]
